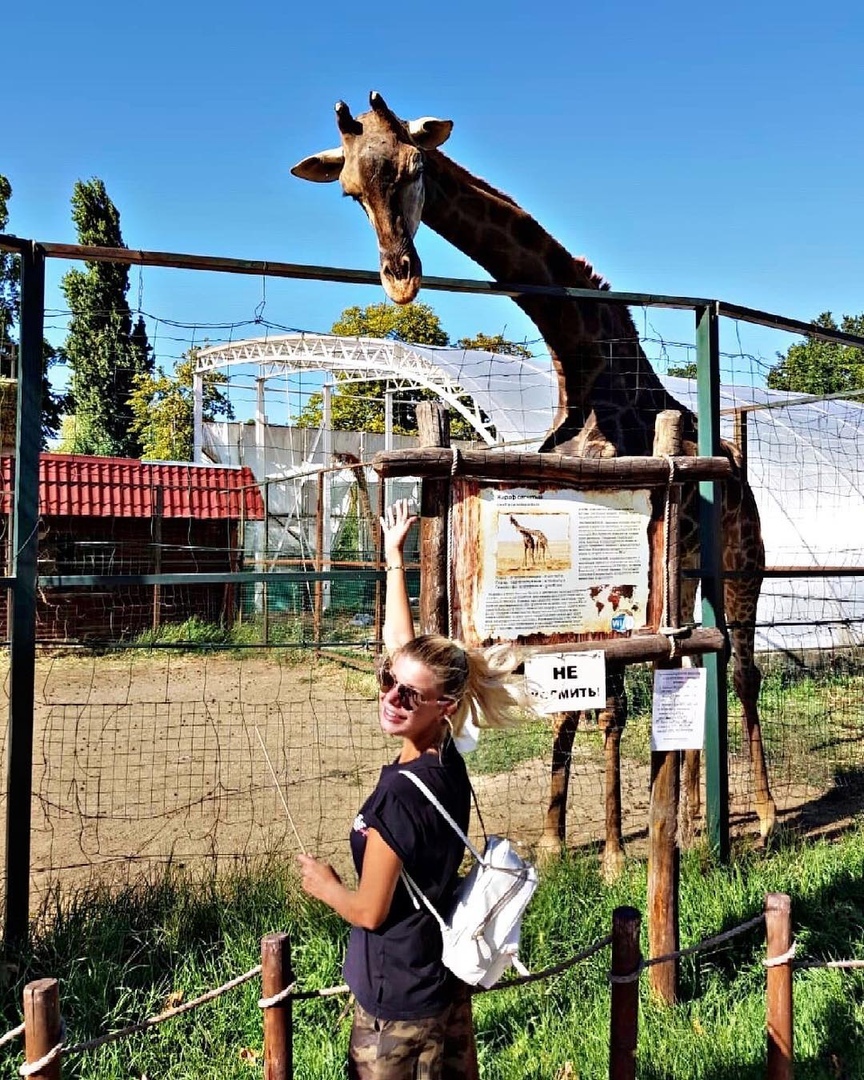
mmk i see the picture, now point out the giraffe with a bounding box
[292,92,776,873]
[509,515,549,569]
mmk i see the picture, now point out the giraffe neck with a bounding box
[423,149,693,454]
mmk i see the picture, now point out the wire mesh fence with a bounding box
[0,238,862,916]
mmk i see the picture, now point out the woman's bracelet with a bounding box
[385,564,404,572]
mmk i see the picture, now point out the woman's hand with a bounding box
[297,854,342,903]
[380,499,418,562]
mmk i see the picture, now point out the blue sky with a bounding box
[5,0,864,410]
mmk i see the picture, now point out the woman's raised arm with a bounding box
[380,499,418,652]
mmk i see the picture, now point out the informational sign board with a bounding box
[650,668,707,751]
[450,481,652,647]
[523,650,607,715]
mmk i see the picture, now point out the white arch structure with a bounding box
[192,332,558,463]
[193,335,864,651]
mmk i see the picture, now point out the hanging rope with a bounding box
[657,453,690,659]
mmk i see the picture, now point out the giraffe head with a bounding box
[291,92,453,304]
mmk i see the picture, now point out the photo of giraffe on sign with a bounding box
[497,511,571,575]
[449,481,653,647]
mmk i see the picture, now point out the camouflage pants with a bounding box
[348,991,479,1079]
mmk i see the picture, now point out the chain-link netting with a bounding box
[0,248,861,915]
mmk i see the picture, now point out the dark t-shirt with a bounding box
[342,738,470,1019]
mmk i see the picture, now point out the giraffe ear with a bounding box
[406,117,453,149]
[291,148,345,183]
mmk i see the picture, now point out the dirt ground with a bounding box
[0,652,857,910]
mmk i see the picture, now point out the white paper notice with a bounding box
[524,651,607,715]
[650,668,707,751]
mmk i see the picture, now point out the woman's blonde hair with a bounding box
[393,634,530,738]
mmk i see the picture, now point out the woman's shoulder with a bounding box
[389,745,469,798]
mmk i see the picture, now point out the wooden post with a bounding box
[765,893,793,1080]
[416,402,450,636]
[609,906,641,1080]
[23,977,61,1079]
[236,482,246,627]
[262,481,270,646]
[151,484,163,633]
[733,406,749,485]
[261,932,293,1080]
[647,410,682,1004]
[374,476,385,645]
[314,471,324,649]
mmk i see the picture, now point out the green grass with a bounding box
[125,612,382,658]
[471,717,551,775]
[4,831,864,1078]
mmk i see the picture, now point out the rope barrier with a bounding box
[20,1024,66,1078]
[18,1020,67,1079]
[258,983,297,1009]
[292,982,350,1001]
[660,453,678,658]
[0,1023,25,1049]
[19,905,864,1072]
[18,963,263,1074]
[764,943,796,967]
[794,957,864,970]
[475,934,614,993]
[644,911,766,968]
[610,912,767,983]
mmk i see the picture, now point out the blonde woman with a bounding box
[298,499,524,1079]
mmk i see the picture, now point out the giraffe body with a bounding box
[293,94,776,867]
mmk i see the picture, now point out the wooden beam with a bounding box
[372,448,732,486]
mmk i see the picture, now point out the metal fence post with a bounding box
[696,302,730,861]
[4,242,44,949]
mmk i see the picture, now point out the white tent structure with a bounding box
[195,334,864,654]
[194,333,557,459]
[662,377,864,654]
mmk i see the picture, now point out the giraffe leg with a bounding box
[680,749,701,848]
[540,710,579,859]
[732,637,776,839]
[600,665,626,881]
[677,581,702,847]
[725,491,776,841]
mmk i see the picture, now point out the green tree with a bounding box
[331,302,449,345]
[666,361,698,379]
[128,352,235,461]
[297,302,451,434]
[454,332,532,359]
[0,176,19,368]
[297,304,527,439]
[60,178,153,456]
[0,174,69,445]
[767,312,864,395]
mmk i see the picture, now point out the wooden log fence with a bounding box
[3,894,841,1079]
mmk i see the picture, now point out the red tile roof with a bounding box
[0,454,265,520]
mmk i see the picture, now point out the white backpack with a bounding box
[398,770,538,989]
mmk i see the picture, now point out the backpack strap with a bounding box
[399,868,448,930]
[398,769,486,864]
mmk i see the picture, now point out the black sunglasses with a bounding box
[376,659,453,712]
